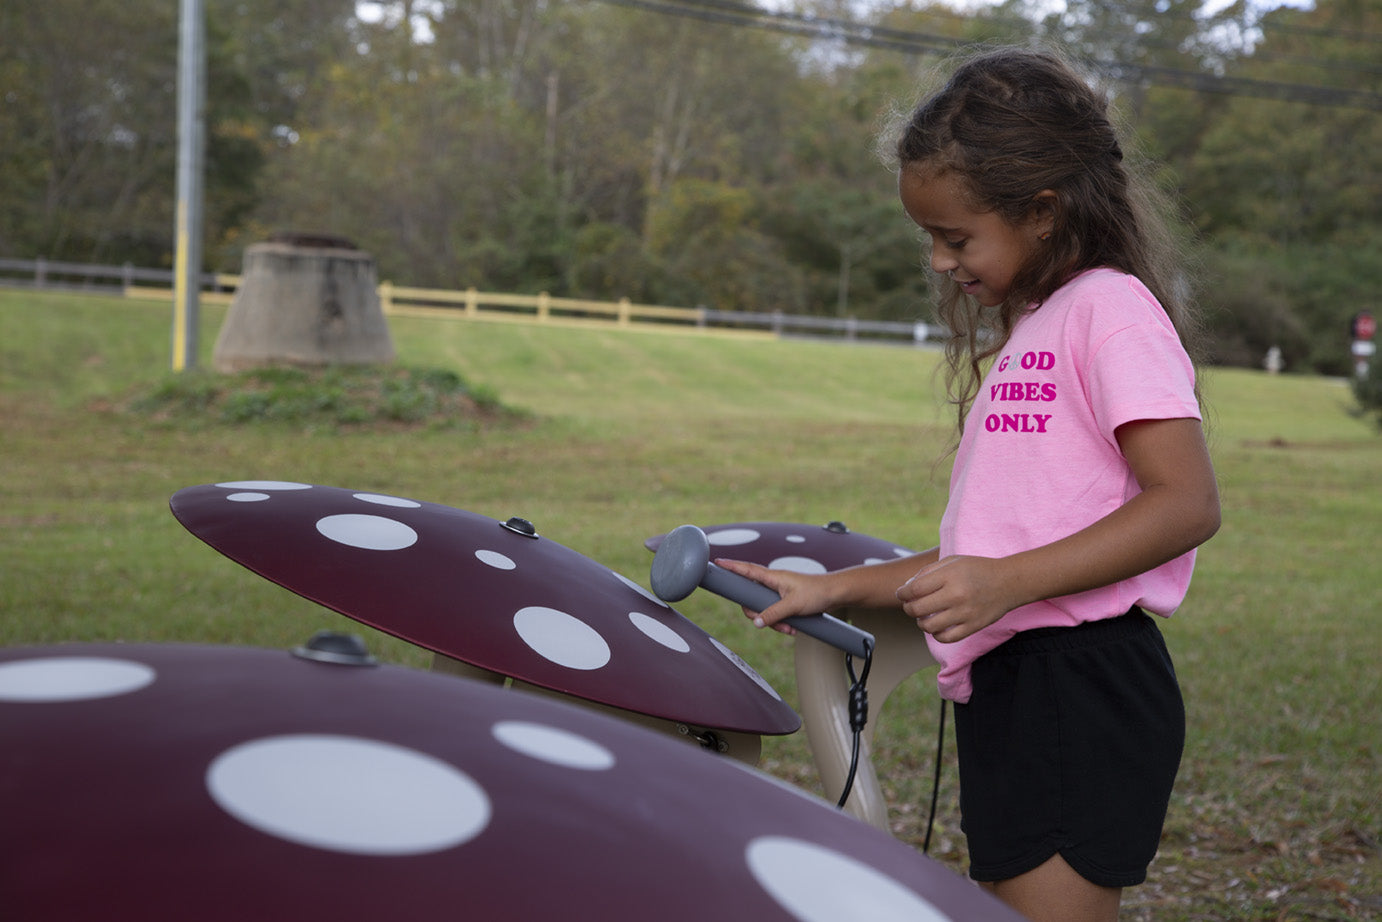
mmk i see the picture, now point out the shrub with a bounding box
[1351,371,1382,430]
[129,364,522,429]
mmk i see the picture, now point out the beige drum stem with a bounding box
[794,606,938,832]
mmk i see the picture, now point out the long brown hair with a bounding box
[890,46,1204,432]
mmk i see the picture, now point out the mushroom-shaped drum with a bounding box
[0,642,1022,922]
[170,482,798,738]
[644,520,916,573]
[646,521,938,831]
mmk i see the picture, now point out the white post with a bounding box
[172,0,205,371]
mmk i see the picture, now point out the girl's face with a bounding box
[898,166,1048,307]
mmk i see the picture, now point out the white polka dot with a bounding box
[226,492,270,503]
[769,556,828,575]
[207,735,490,856]
[628,612,691,653]
[746,837,953,922]
[614,571,668,608]
[215,480,311,491]
[316,514,418,551]
[475,549,516,570]
[864,557,886,566]
[786,534,807,543]
[706,528,761,547]
[353,493,422,508]
[0,657,156,703]
[893,547,912,558]
[492,721,616,770]
[711,638,781,701]
[513,607,611,670]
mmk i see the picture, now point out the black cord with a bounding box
[922,697,947,854]
[836,639,873,809]
[834,644,946,856]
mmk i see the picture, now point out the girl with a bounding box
[719,47,1220,922]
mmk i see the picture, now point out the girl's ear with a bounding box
[1030,190,1059,239]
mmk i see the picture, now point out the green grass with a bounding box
[2,290,1378,919]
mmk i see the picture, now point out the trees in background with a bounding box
[0,1,180,265]
[1179,1,1382,373]
[2,0,1378,373]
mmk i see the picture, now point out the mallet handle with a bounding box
[701,560,874,659]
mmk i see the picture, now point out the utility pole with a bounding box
[172,0,205,371]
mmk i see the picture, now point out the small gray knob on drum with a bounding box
[650,524,874,658]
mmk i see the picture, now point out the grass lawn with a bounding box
[2,290,1378,919]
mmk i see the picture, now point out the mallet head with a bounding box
[649,524,711,603]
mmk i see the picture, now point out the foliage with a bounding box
[0,1,178,264]
[1351,369,1382,428]
[2,0,1380,375]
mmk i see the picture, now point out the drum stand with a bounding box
[794,607,937,830]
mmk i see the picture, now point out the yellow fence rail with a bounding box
[0,257,932,345]
[124,276,781,339]
[376,281,716,331]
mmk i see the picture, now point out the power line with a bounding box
[1038,3,1382,80]
[591,0,1382,112]
[1087,0,1382,45]
[917,0,1382,47]
[1096,56,1381,110]
[596,0,959,56]
[891,0,1382,81]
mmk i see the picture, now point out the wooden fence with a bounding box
[0,256,939,346]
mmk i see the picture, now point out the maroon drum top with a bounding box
[0,643,1022,922]
[647,521,916,574]
[170,482,798,735]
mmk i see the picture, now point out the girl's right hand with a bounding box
[712,558,834,636]
[716,550,944,635]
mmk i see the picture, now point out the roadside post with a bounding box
[1351,311,1375,379]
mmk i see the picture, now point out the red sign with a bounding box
[1354,311,1376,341]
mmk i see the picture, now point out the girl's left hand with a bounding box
[896,555,1014,643]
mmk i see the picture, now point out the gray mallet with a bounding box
[650,524,874,658]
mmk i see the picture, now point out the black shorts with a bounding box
[952,608,1184,888]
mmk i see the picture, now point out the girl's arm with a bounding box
[716,547,941,634]
[898,417,1220,643]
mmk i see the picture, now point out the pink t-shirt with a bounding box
[931,268,1201,703]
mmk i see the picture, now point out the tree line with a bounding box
[2,0,1379,374]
